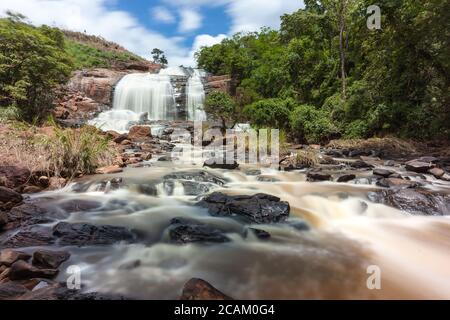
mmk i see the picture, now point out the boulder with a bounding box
[248,228,271,240]
[179,278,232,300]
[350,160,373,169]
[32,250,71,269]
[95,165,123,174]
[5,203,49,229]
[405,160,433,173]
[0,212,7,229]
[0,186,23,204]
[0,249,31,267]
[23,185,42,194]
[429,167,445,178]
[378,189,450,216]
[376,177,420,189]
[307,171,332,182]
[373,168,394,178]
[203,158,239,170]
[53,222,136,246]
[2,226,55,248]
[48,177,67,190]
[9,260,58,280]
[128,125,152,140]
[384,160,396,166]
[197,192,290,224]
[0,166,30,189]
[336,174,356,183]
[163,171,227,186]
[0,282,29,300]
[113,134,129,144]
[168,218,230,244]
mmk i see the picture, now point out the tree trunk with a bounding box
[339,8,347,101]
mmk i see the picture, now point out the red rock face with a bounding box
[205,75,232,94]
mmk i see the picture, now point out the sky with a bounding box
[0,0,304,67]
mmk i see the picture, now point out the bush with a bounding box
[289,104,337,143]
[343,120,370,139]
[204,91,237,130]
[243,98,294,130]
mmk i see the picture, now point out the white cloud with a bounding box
[151,6,175,24]
[178,8,202,33]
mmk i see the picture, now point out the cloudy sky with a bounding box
[0,0,304,66]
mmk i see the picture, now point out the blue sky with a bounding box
[0,0,304,66]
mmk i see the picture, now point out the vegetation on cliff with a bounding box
[197,0,450,142]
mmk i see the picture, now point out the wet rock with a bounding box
[429,167,445,178]
[157,155,177,162]
[59,200,103,213]
[405,160,433,173]
[95,165,123,174]
[128,125,152,140]
[378,189,450,215]
[137,183,158,196]
[416,156,438,163]
[119,260,141,270]
[350,160,373,169]
[32,250,71,269]
[256,176,280,182]
[318,155,337,165]
[384,160,396,166]
[244,169,262,176]
[197,192,290,224]
[203,158,239,170]
[307,171,331,182]
[0,249,31,267]
[179,278,232,300]
[286,219,310,231]
[0,282,29,300]
[112,133,128,144]
[2,226,55,248]
[163,171,227,186]
[248,228,271,240]
[5,204,49,229]
[336,174,356,183]
[373,168,394,178]
[53,222,136,246]
[0,212,7,229]
[168,218,230,244]
[0,186,23,204]
[9,260,58,280]
[376,177,420,189]
[164,180,210,196]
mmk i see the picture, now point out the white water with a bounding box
[88,110,141,133]
[186,70,207,121]
[112,73,176,120]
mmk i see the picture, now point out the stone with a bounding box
[248,228,271,240]
[405,160,433,173]
[373,168,394,178]
[0,282,29,300]
[197,192,290,224]
[32,250,71,269]
[38,176,50,188]
[378,189,450,216]
[128,125,152,140]
[113,134,128,144]
[203,158,239,170]
[307,171,332,182]
[0,212,7,229]
[5,204,49,229]
[48,177,67,190]
[23,185,42,194]
[168,218,230,244]
[9,260,58,280]
[0,186,23,204]
[53,222,136,246]
[376,177,420,189]
[95,165,123,174]
[429,167,445,178]
[350,160,373,169]
[163,171,227,186]
[179,278,232,300]
[384,160,396,166]
[0,166,30,189]
[336,174,356,183]
[0,249,31,267]
[2,226,55,248]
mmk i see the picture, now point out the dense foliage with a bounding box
[197,0,450,142]
[0,14,72,122]
[204,91,237,131]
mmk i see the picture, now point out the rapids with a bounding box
[18,139,450,300]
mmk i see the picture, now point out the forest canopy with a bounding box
[196,0,450,142]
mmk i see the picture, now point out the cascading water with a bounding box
[186,70,207,121]
[112,73,176,120]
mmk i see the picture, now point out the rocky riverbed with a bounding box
[1,122,450,300]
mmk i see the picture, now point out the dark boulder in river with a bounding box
[168,217,230,244]
[203,158,239,170]
[197,192,290,224]
[179,278,232,300]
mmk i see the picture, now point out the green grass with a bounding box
[65,39,143,69]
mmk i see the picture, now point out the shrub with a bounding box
[243,98,294,130]
[289,104,337,143]
[204,91,237,131]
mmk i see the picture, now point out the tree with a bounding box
[151,48,168,65]
[0,15,72,122]
[204,91,237,132]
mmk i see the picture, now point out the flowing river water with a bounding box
[18,136,450,300]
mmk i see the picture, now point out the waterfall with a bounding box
[186,70,207,121]
[112,73,176,120]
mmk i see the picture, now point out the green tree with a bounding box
[204,91,237,132]
[151,48,168,65]
[0,15,73,122]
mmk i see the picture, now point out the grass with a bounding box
[295,149,319,167]
[0,119,118,181]
[65,39,143,69]
[327,137,419,156]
